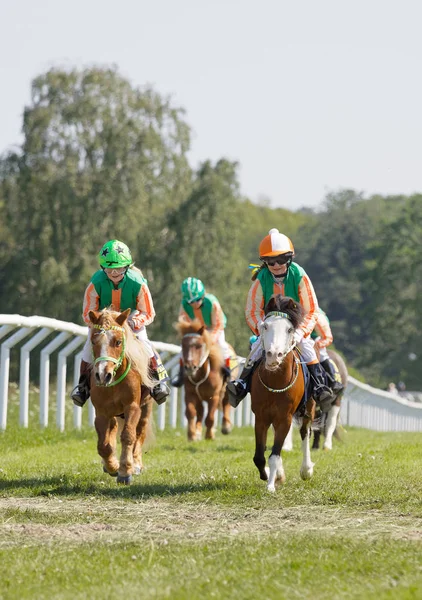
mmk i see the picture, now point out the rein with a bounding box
[259,311,300,393]
[91,323,131,387]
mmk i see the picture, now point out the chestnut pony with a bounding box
[175,319,237,441]
[251,295,316,492]
[88,308,154,484]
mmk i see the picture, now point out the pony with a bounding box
[88,308,155,484]
[175,318,237,441]
[311,348,348,451]
[250,295,315,492]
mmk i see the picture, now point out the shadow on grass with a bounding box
[0,476,227,498]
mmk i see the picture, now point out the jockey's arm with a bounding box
[297,274,319,338]
[314,313,333,348]
[129,285,156,331]
[245,280,265,336]
[178,305,191,324]
[82,282,100,325]
[208,299,224,342]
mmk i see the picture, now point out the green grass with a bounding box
[0,409,421,599]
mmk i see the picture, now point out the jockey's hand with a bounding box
[128,311,142,332]
[293,329,304,345]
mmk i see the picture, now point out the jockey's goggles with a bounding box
[187,297,203,304]
[261,255,291,266]
[103,267,127,275]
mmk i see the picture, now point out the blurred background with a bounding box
[0,0,421,390]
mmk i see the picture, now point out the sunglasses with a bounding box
[187,297,203,305]
[262,256,290,267]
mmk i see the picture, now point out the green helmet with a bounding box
[98,240,133,268]
[181,277,205,303]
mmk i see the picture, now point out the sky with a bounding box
[1,0,421,210]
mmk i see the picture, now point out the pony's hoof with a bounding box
[103,466,118,477]
[221,425,232,435]
[267,484,276,493]
[275,472,286,484]
[133,465,143,475]
[300,467,314,480]
[323,445,332,451]
[117,474,133,485]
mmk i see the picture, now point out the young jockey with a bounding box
[312,307,344,395]
[71,239,170,407]
[171,277,232,387]
[227,228,334,412]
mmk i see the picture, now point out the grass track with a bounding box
[0,421,421,599]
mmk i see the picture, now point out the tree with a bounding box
[0,67,192,321]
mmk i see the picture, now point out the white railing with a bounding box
[1,314,421,433]
[0,314,250,432]
[340,376,422,431]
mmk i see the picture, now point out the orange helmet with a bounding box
[259,228,295,258]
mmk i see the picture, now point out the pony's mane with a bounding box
[94,309,154,388]
[264,295,304,330]
[175,318,223,369]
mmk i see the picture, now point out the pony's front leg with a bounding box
[323,403,340,451]
[253,415,270,481]
[185,397,198,441]
[205,394,219,440]
[133,401,152,474]
[299,399,315,480]
[221,390,233,435]
[118,403,141,484]
[95,415,119,476]
[267,416,292,492]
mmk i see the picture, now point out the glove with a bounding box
[293,329,304,345]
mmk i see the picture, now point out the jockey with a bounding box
[227,228,334,411]
[71,239,170,407]
[171,277,232,387]
[311,307,344,395]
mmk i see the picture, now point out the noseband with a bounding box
[259,311,299,393]
[91,323,131,387]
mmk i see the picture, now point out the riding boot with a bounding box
[71,360,91,407]
[227,361,255,408]
[149,354,170,405]
[222,357,232,380]
[320,359,344,395]
[170,359,184,388]
[307,363,334,413]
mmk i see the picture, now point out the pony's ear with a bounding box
[88,310,101,324]
[115,308,131,326]
[286,298,298,311]
[198,326,205,335]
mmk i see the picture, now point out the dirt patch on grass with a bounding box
[0,497,421,548]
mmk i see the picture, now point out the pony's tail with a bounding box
[249,263,266,281]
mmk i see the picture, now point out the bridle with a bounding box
[258,311,300,394]
[182,332,212,401]
[91,323,131,387]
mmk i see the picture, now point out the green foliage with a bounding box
[1,65,421,388]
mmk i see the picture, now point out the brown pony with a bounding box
[175,319,235,441]
[88,308,154,484]
[251,295,316,492]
